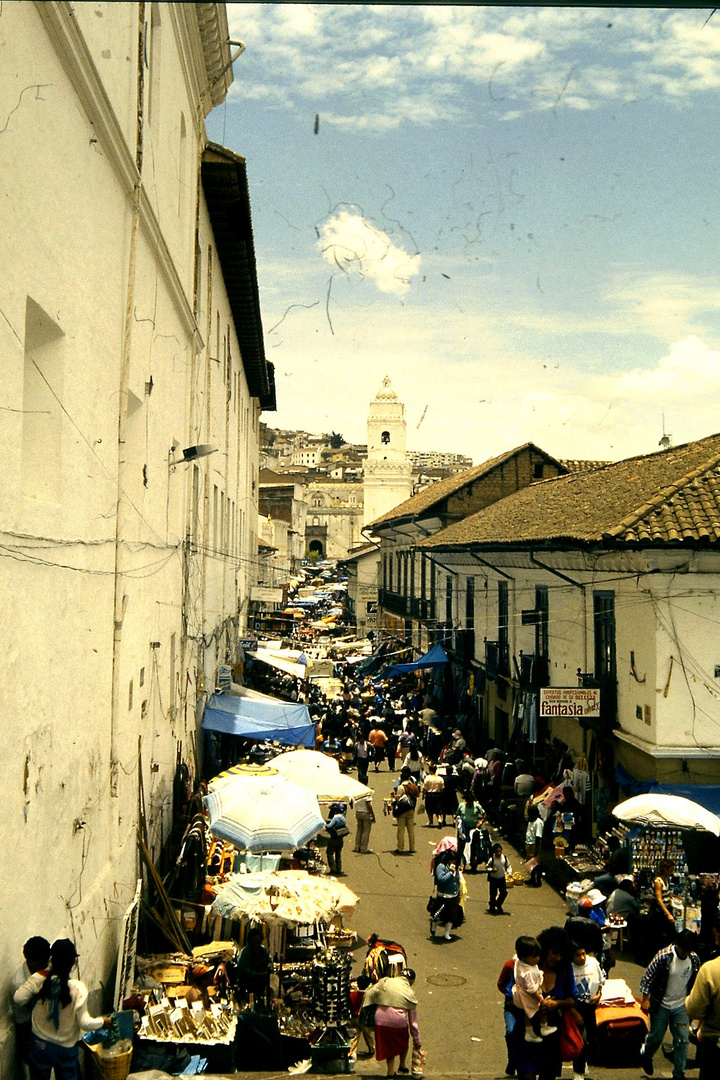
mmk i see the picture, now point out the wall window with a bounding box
[445,575,453,624]
[381,430,390,444]
[498,580,509,673]
[593,591,616,681]
[535,585,549,659]
[22,298,64,501]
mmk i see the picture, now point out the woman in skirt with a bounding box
[365,969,424,1078]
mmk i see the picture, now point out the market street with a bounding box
[230,765,666,1080]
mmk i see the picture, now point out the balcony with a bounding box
[378,588,410,618]
[519,652,550,690]
[485,640,510,680]
[378,590,436,622]
[410,597,435,621]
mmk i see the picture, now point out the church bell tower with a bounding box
[363,376,413,527]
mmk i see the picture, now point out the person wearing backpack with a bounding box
[392,768,419,854]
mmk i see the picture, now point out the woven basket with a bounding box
[83,1041,133,1080]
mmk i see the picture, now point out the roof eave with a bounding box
[201,143,276,411]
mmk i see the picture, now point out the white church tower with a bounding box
[363,376,413,527]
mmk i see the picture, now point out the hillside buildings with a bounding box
[259,379,471,563]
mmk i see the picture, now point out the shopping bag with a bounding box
[560,1010,585,1062]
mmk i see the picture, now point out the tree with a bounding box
[329,431,345,449]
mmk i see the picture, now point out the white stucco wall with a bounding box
[439,549,720,775]
[0,5,261,1074]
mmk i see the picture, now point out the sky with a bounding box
[207,4,720,465]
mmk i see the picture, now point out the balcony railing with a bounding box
[379,590,435,622]
[378,588,410,617]
[519,652,550,689]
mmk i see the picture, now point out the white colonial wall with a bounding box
[456,550,720,779]
[0,5,259,1075]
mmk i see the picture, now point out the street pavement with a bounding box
[221,766,674,1079]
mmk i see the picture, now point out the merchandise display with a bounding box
[630,827,687,879]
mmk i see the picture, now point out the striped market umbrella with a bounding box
[204,772,325,853]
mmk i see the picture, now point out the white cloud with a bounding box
[316,210,421,296]
[225,4,720,133]
[614,337,720,402]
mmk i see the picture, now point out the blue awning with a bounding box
[202,690,315,748]
[381,643,450,679]
[615,764,720,819]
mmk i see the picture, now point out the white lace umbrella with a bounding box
[212,869,359,927]
[613,793,720,836]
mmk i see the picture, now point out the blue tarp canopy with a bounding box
[615,764,720,819]
[202,689,316,748]
[381,643,450,679]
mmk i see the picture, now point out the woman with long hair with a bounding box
[14,938,110,1080]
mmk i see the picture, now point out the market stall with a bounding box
[127,759,359,1073]
[611,793,720,947]
[201,689,316,749]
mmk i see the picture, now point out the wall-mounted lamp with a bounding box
[169,442,218,469]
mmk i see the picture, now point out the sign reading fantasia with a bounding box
[539,687,601,718]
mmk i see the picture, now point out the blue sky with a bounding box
[207,5,720,464]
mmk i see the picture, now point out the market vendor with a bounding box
[651,858,677,945]
[236,927,273,1006]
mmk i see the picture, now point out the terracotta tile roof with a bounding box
[368,443,566,529]
[420,432,720,549]
[560,459,611,473]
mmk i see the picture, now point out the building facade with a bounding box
[370,443,570,652]
[420,433,720,807]
[0,4,272,1069]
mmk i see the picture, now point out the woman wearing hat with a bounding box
[14,938,111,1080]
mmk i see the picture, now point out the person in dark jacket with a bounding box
[325,802,348,875]
[639,930,701,1080]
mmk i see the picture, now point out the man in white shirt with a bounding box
[639,930,700,1080]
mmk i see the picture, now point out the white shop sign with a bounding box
[539,687,601,718]
[250,586,284,603]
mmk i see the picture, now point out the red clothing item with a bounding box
[497,958,514,994]
[349,988,364,1017]
[369,729,388,748]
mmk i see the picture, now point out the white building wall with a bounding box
[459,551,720,773]
[0,5,262,1074]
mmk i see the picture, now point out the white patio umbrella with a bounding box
[204,771,325,852]
[269,748,373,804]
[613,793,720,836]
